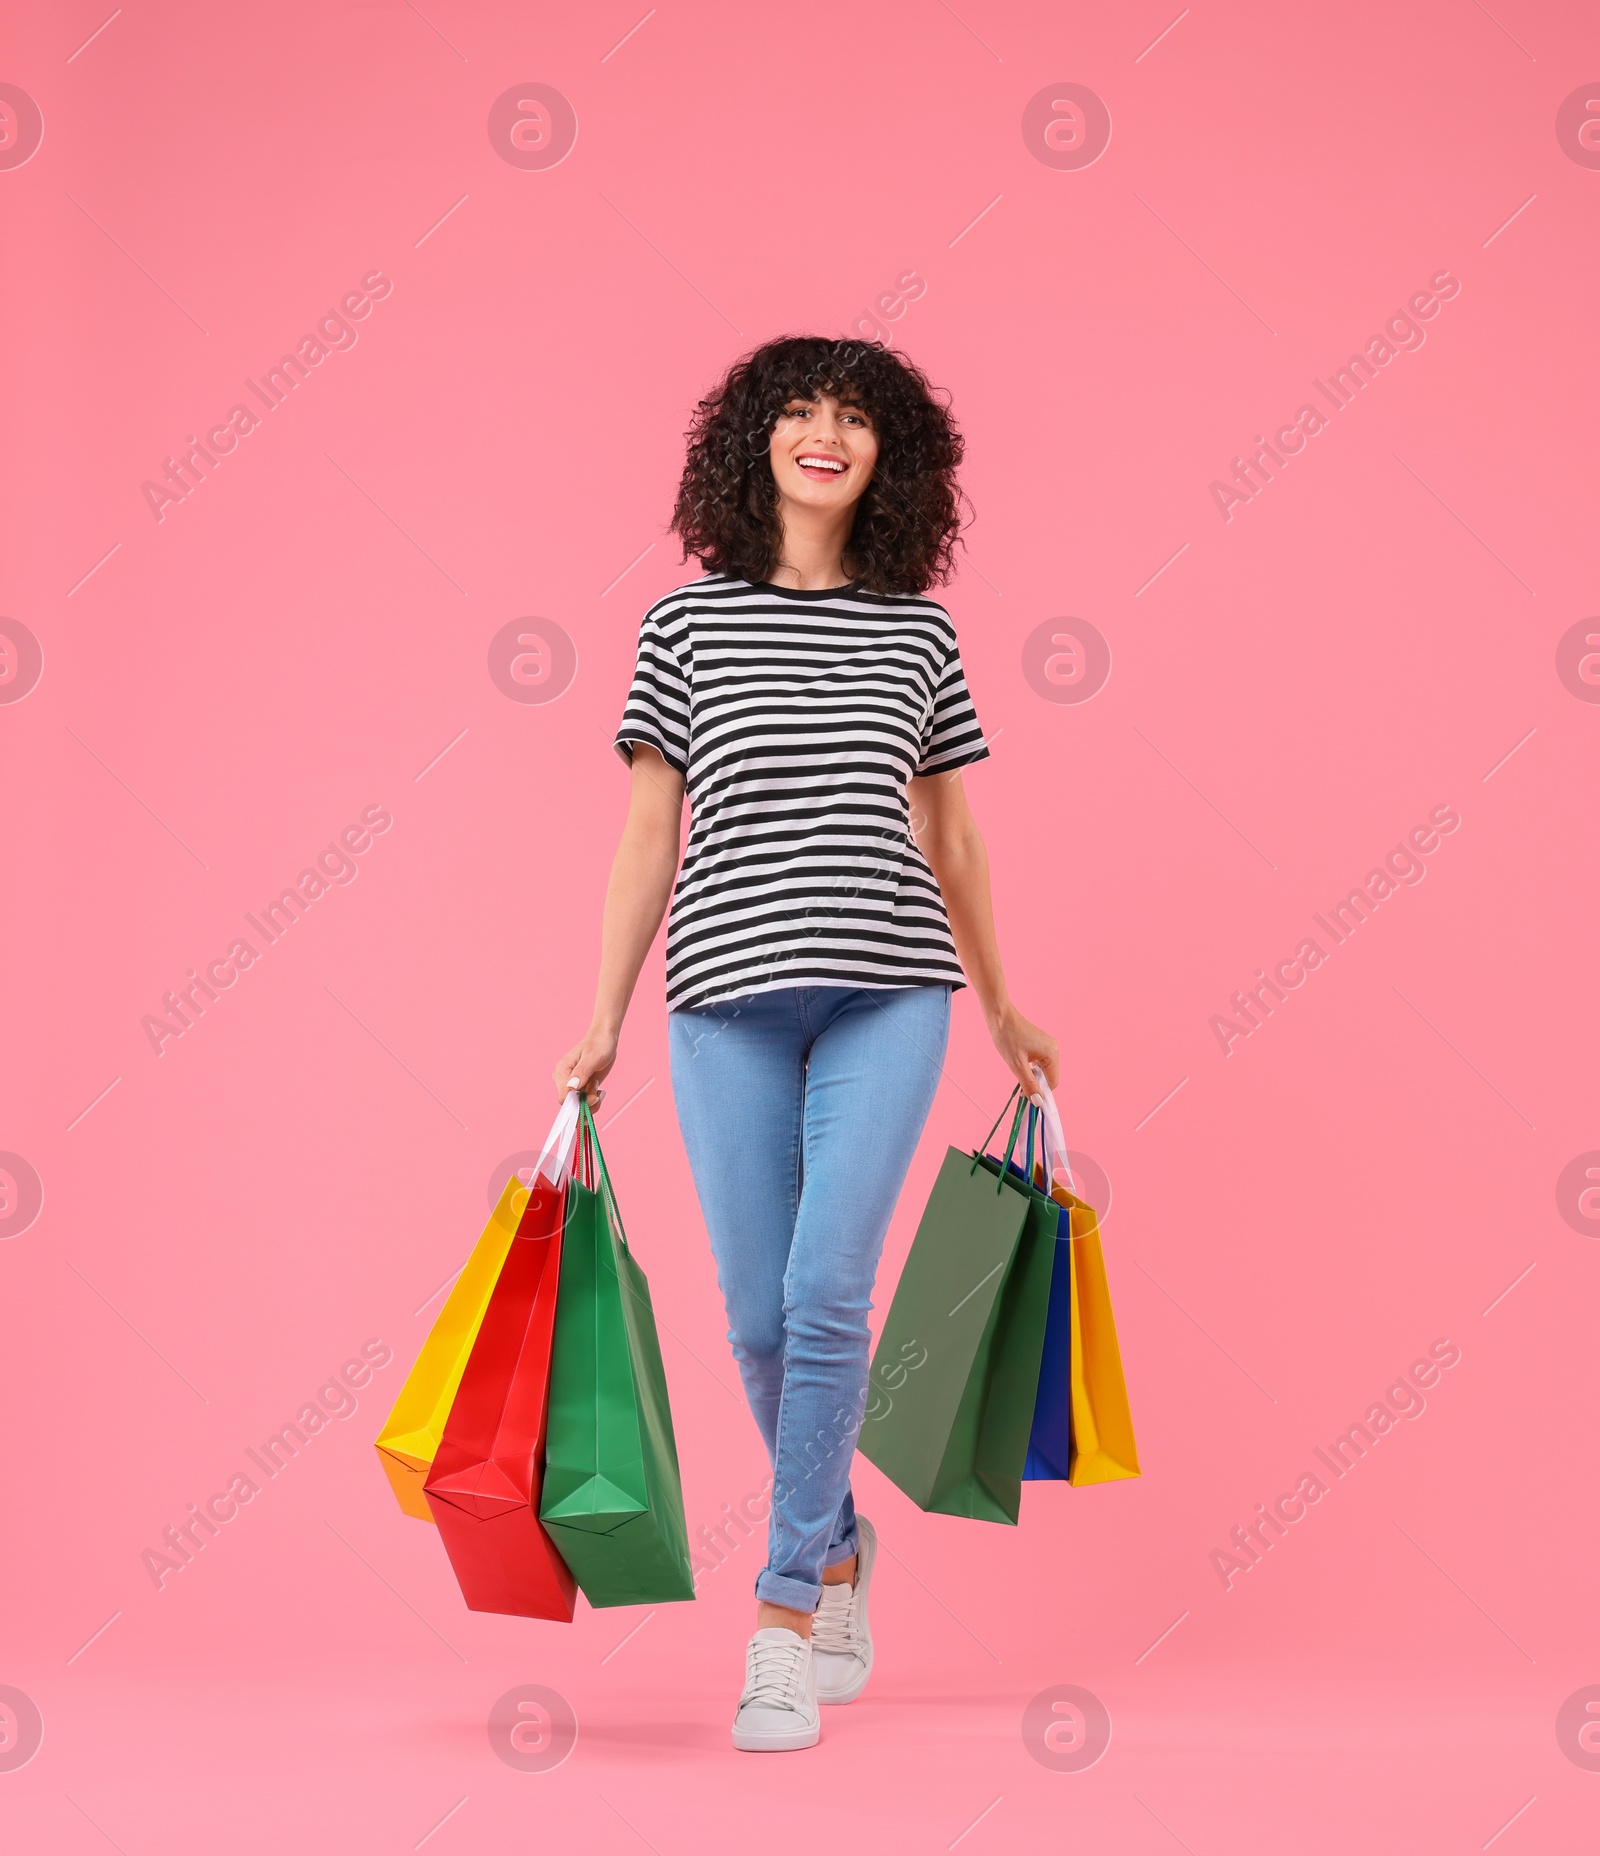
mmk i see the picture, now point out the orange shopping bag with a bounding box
[1033,1070,1139,1486]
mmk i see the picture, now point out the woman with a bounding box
[553,335,1057,1752]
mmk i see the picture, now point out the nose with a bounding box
[809,406,846,446]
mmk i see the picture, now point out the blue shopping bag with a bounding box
[1010,1109,1074,1482]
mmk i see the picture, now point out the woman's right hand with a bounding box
[552,1027,618,1110]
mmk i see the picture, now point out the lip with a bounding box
[794,452,849,482]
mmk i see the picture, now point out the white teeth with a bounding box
[799,457,845,472]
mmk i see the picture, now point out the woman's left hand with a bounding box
[989,1004,1058,1097]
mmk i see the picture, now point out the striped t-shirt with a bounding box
[614,573,990,1013]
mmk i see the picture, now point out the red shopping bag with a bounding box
[423,1169,577,1620]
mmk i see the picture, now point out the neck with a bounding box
[767,499,855,590]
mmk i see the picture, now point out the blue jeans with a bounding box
[669,984,950,1612]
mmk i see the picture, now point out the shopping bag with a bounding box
[1031,1072,1140,1486]
[1019,1110,1074,1482]
[423,1163,577,1621]
[857,1093,1060,1524]
[1062,1191,1140,1484]
[376,1094,580,1520]
[538,1101,696,1607]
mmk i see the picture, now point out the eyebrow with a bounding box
[783,393,868,412]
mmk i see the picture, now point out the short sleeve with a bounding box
[915,635,989,776]
[614,608,691,774]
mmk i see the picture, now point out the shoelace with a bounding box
[742,1636,809,1709]
[810,1582,858,1657]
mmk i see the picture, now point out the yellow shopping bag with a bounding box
[1029,1067,1139,1487]
[376,1097,582,1520]
[375,1178,525,1519]
[1057,1186,1140,1485]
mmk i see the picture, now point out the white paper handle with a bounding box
[1028,1065,1080,1196]
[532,1088,582,1188]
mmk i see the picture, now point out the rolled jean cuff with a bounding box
[823,1530,859,1568]
[754,1568,821,1612]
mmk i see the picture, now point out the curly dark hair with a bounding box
[670,336,966,595]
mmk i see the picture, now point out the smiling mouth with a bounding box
[795,454,848,482]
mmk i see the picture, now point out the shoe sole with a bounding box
[731,1719,821,1751]
[817,1514,876,1706]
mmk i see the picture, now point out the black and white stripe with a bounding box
[615,574,989,1013]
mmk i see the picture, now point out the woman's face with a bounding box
[767,393,879,513]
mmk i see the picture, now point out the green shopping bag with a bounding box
[857,1091,1059,1525]
[538,1100,696,1607]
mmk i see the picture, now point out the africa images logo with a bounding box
[1209,272,1462,521]
[0,1153,44,1241]
[1555,83,1600,168]
[1556,619,1600,703]
[142,804,393,1056]
[1209,1339,1461,1590]
[0,84,44,171]
[141,271,394,522]
[0,1688,44,1773]
[1210,804,1461,1055]
[1021,84,1112,170]
[488,1685,578,1771]
[488,619,578,704]
[1022,1685,1112,1771]
[0,617,43,705]
[141,1340,394,1589]
[1022,618,1112,705]
[487,84,578,170]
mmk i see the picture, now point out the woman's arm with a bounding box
[552,743,686,1106]
[908,769,1059,1094]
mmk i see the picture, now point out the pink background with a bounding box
[3,1,1598,1849]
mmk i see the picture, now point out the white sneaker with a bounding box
[731,1627,821,1751]
[812,1513,876,1705]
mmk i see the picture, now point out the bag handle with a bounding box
[970,1088,1030,1195]
[976,1085,1020,1155]
[532,1088,582,1189]
[1028,1064,1081,1196]
[577,1095,632,1256]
